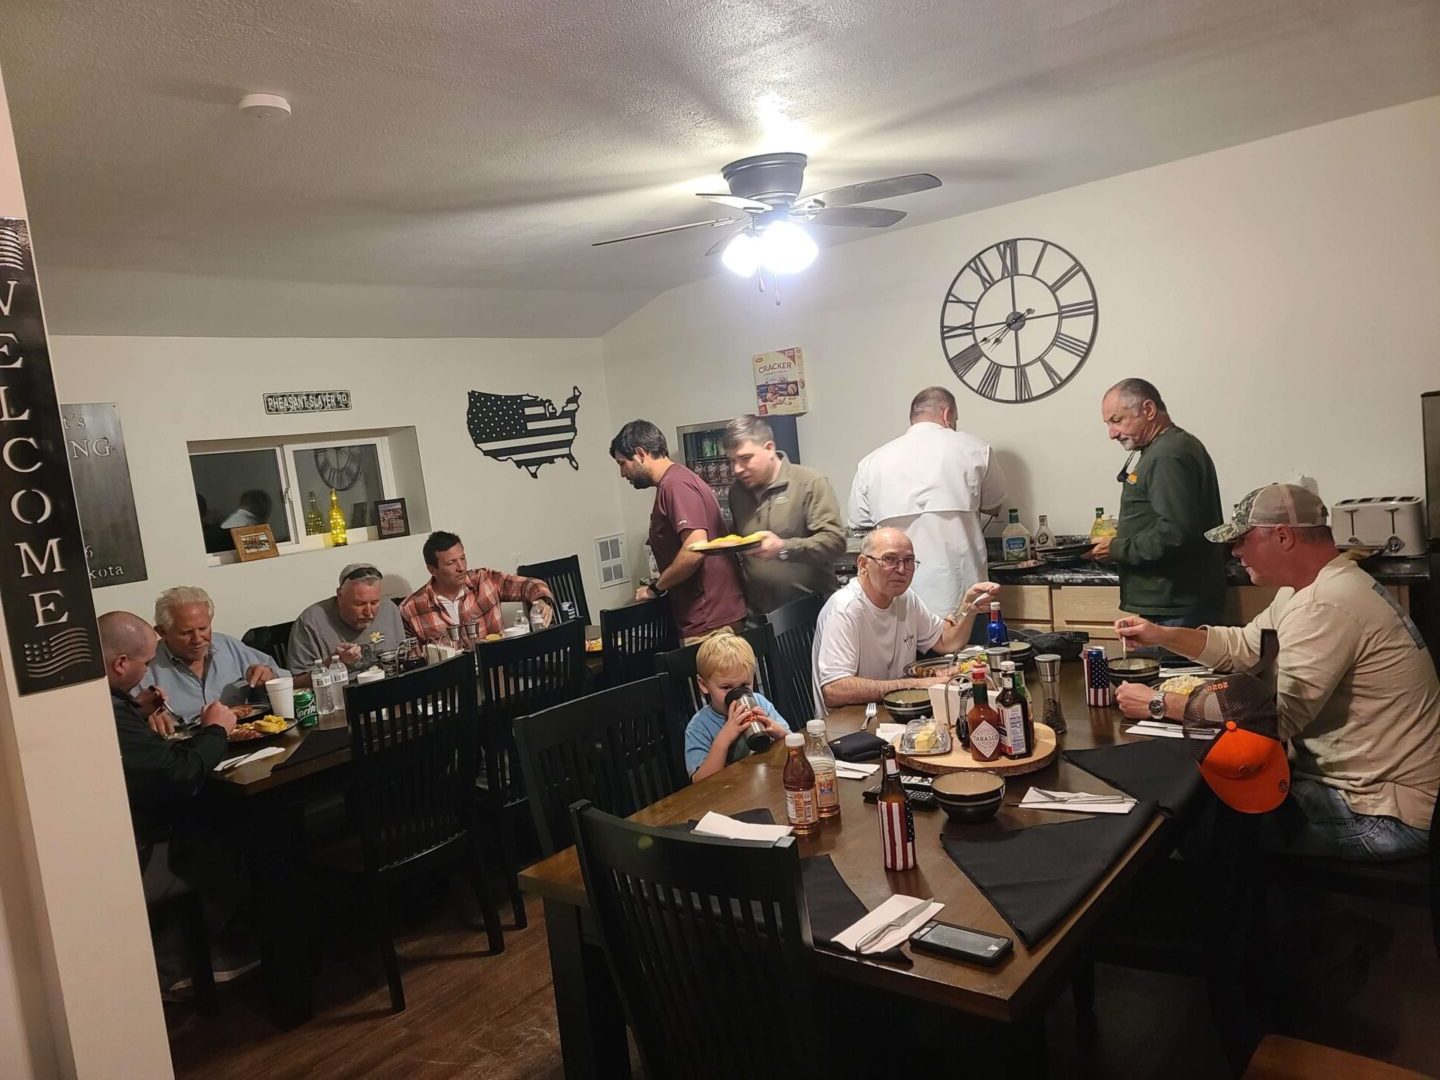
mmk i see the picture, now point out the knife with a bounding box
[854,897,934,954]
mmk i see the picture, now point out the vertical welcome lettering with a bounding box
[0,218,101,694]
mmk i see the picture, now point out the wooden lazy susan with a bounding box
[895,722,1058,777]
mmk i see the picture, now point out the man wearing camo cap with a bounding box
[1113,483,1439,861]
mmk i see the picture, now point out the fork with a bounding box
[864,702,877,730]
[854,897,934,953]
[1030,788,1132,804]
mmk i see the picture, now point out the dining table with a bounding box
[519,663,1193,1080]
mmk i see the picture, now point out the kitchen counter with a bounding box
[990,556,1429,587]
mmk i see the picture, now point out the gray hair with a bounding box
[910,386,956,421]
[721,414,774,453]
[340,572,382,590]
[860,526,911,557]
[1106,378,1167,414]
[155,586,214,630]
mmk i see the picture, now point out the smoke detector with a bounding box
[237,93,291,120]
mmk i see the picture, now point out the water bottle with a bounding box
[327,655,349,712]
[528,603,547,632]
[310,663,334,716]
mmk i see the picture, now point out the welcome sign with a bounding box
[0,219,102,694]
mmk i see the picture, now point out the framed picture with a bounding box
[373,497,410,539]
[230,524,278,562]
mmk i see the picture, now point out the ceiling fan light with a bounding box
[721,232,761,276]
[759,220,818,274]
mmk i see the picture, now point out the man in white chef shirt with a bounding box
[849,386,1007,617]
[812,527,998,716]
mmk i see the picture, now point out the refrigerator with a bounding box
[675,415,801,530]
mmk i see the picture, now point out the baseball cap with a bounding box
[1181,675,1289,813]
[338,563,382,585]
[1205,483,1328,543]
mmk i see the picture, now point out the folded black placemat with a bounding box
[801,855,911,967]
[271,726,351,772]
[1064,739,1207,819]
[940,804,1156,947]
[830,730,887,762]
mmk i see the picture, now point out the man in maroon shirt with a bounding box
[611,419,747,642]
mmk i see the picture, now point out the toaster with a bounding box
[1332,496,1427,556]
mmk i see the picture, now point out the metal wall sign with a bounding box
[263,390,352,415]
[0,218,103,694]
[62,402,147,588]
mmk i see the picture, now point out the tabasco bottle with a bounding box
[997,660,1031,759]
[967,675,1003,763]
[876,744,916,871]
[782,733,819,836]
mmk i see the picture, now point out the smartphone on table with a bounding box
[909,921,1013,966]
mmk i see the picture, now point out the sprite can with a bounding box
[294,688,319,728]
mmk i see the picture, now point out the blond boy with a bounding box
[685,632,790,781]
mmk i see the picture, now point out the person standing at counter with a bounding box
[1092,378,1227,627]
[848,386,1007,617]
[611,419,747,643]
[724,413,844,616]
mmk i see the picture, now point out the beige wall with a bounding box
[49,336,626,640]
[602,96,1440,568]
[0,66,175,1078]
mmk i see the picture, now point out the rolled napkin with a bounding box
[831,894,944,956]
[691,811,793,843]
[214,746,286,772]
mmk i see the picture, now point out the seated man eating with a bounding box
[1115,483,1439,861]
[811,526,997,717]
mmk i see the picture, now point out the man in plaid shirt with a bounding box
[400,531,555,642]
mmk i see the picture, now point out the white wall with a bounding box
[602,96,1440,559]
[49,337,626,640]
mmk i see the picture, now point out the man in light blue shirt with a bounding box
[140,586,289,722]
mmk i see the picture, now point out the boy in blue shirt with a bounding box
[685,632,790,781]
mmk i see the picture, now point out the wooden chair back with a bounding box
[514,675,682,856]
[241,620,295,670]
[516,553,590,626]
[760,593,824,727]
[653,624,781,732]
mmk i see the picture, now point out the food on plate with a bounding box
[687,532,766,551]
[229,715,291,741]
[1158,674,1206,696]
[584,638,602,653]
[230,703,257,720]
[485,632,502,642]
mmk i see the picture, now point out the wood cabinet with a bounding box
[994,585,1053,634]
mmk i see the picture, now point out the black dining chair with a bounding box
[653,624,782,738]
[571,800,826,1078]
[473,620,587,927]
[760,593,824,728]
[514,675,683,857]
[516,553,590,626]
[312,653,503,1013]
[241,621,294,670]
[598,595,678,688]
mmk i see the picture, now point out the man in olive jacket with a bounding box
[1092,379,1227,627]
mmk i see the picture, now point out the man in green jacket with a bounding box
[1092,378,1227,627]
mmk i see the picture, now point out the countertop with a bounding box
[989,556,1429,587]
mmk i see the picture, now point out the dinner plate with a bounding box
[227,718,298,744]
[688,538,762,555]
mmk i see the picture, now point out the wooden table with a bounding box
[520,665,1174,1079]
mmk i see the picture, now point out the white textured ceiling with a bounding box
[2,0,1438,336]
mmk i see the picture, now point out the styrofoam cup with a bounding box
[265,676,295,718]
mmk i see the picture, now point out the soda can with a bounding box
[294,688,319,728]
[1083,647,1114,707]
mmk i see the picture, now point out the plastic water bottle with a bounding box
[528,602,548,632]
[310,664,334,716]
[327,655,349,711]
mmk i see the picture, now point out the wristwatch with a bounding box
[1147,693,1167,721]
[777,543,791,562]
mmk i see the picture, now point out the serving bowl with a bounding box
[932,773,1006,823]
[1107,657,1161,687]
[881,687,933,721]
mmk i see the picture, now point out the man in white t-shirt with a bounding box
[812,527,998,716]
[848,386,1007,617]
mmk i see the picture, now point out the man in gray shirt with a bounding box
[289,563,407,670]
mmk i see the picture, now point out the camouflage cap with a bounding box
[1205,483,1329,543]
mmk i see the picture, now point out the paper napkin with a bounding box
[832,894,944,955]
[1018,788,1137,814]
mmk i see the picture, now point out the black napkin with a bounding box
[801,854,912,967]
[271,726,351,773]
[829,730,887,763]
[940,804,1156,946]
[1064,739,1207,819]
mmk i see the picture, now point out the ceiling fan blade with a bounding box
[800,172,941,208]
[696,193,771,212]
[592,218,738,247]
[809,206,906,228]
[704,226,746,256]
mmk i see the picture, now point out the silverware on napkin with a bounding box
[854,897,934,953]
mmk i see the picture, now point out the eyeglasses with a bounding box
[862,554,920,572]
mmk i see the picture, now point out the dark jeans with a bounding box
[141,824,247,987]
[1261,780,1429,861]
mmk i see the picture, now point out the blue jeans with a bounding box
[1261,780,1429,862]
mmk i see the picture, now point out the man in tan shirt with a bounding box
[1114,483,1438,861]
[724,414,844,616]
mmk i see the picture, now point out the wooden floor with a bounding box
[167,879,1440,1079]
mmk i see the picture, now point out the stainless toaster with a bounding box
[1332,496,1427,556]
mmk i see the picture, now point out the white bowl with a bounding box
[501,625,529,638]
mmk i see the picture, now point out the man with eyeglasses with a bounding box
[812,527,998,716]
[1093,378,1226,628]
[289,563,408,670]
[849,386,1007,618]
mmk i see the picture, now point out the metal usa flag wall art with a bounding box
[466,385,582,478]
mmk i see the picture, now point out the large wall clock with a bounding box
[939,238,1099,404]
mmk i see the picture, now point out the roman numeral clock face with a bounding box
[940,238,1098,403]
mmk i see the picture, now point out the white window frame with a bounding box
[193,434,398,567]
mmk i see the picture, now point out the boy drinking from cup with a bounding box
[685,631,790,781]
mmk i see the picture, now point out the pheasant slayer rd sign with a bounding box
[0,219,102,694]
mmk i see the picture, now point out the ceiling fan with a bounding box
[592,152,941,277]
